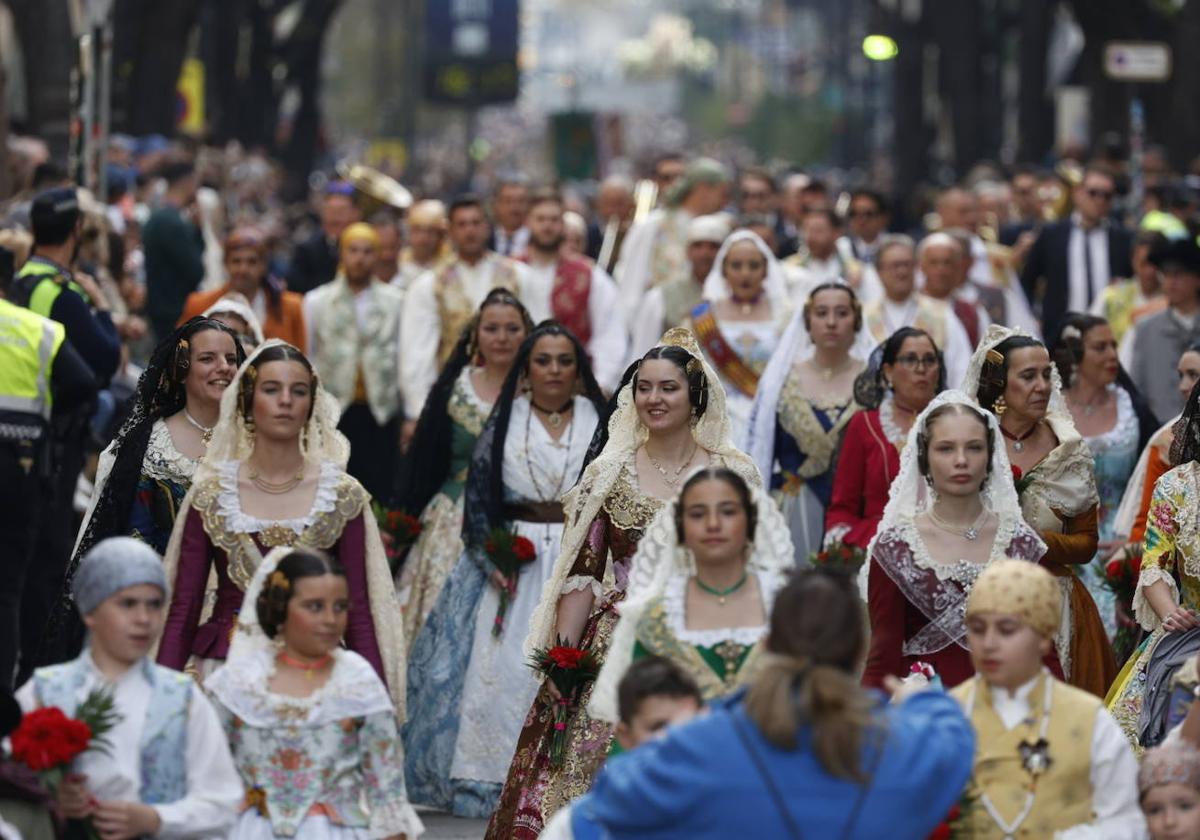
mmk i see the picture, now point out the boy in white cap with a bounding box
[16,537,241,839]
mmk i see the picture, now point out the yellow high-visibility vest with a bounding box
[0,297,65,421]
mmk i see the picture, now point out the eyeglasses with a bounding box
[1085,188,1114,201]
[894,353,940,370]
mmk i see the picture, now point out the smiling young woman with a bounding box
[156,341,405,708]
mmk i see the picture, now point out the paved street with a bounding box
[418,809,487,839]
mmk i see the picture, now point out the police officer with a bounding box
[0,246,95,689]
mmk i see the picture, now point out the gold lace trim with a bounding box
[446,371,490,437]
[636,597,764,696]
[190,472,367,590]
[777,375,858,482]
[602,460,664,530]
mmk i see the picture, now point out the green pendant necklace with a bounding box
[695,571,749,606]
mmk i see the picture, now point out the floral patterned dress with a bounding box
[1080,386,1140,639]
[397,368,493,650]
[1107,461,1200,747]
[208,648,423,839]
[486,459,663,840]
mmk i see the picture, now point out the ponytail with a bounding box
[744,572,879,781]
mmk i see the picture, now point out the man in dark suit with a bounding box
[287,181,360,294]
[1020,166,1133,341]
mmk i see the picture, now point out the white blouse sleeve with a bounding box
[400,269,440,420]
[1052,707,1148,840]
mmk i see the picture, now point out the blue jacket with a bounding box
[574,689,973,840]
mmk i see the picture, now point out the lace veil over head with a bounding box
[587,478,794,722]
[523,327,762,658]
[960,324,1070,422]
[701,229,789,309]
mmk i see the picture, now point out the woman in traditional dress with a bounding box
[396,289,533,649]
[202,292,265,352]
[686,229,790,443]
[485,327,761,840]
[1051,312,1157,640]
[863,391,1056,689]
[588,467,793,726]
[745,282,874,557]
[1107,380,1200,748]
[156,340,405,705]
[40,317,245,664]
[962,324,1118,699]
[404,321,605,817]
[824,327,945,550]
[207,546,424,839]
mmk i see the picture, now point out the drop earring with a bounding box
[992,396,1007,417]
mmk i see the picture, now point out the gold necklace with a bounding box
[182,408,214,444]
[249,464,305,494]
[646,443,698,488]
[812,357,854,382]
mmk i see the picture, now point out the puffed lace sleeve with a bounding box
[360,710,425,838]
[1134,477,1182,632]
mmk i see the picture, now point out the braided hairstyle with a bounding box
[239,343,317,425]
[974,335,1044,415]
[673,467,757,543]
[256,548,346,639]
[916,402,995,483]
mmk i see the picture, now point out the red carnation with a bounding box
[10,708,92,771]
[484,539,496,555]
[1131,553,1142,576]
[513,536,537,563]
[1106,559,1123,580]
[548,646,586,669]
[1011,465,1022,481]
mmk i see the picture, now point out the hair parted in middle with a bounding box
[916,401,995,480]
[255,548,345,639]
[672,466,757,544]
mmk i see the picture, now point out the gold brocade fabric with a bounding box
[189,471,368,590]
[777,374,859,482]
[951,675,1097,838]
[601,460,663,532]
[633,597,764,697]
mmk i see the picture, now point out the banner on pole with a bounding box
[423,0,520,105]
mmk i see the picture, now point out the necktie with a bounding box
[1083,228,1096,305]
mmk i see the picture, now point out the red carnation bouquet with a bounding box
[807,540,866,574]
[484,527,538,637]
[1011,464,1038,499]
[1104,543,1144,664]
[528,637,601,767]
[371,501,423,572]
[9,689,120,838]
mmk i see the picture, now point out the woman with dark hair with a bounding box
[404,321,605,817]
[486,327,761,839]
[396,288,533,649]
[962,324,1117,699]
[863,391,1056,690]
[589,467,795,724]
[824,327,945,550]
[156,341,405,707]
[39,317,245,664]
[207,547,423,838]
[565,570,975,838]
[1052,312,1157,639]
[745,282,875,557]
[1108,378,1200,746]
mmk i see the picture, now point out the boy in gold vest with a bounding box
[951,560,1146,838]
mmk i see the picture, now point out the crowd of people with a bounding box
[3,135,1200,839]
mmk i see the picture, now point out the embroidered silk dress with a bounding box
[208,648,424,839]
[404,397,597,818]
[1107,461,1200,747]
[397,368,493,650]
[486,459,664,839]
[771,371,860,557]
[157,460,385,682]
[864,517,1057,689]
[629,573,771,700]
[1079,386,1140,640]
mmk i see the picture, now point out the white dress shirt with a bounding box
[493,225,530,258]
[399,253,531,420]
[614,209,691,324]
[521,258,627,392]
[986,675,1147,840]
[1068,214,1112,313]
[16,654,243,838]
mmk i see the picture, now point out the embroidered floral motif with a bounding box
[601,460,664,531]
[777,371,858,482]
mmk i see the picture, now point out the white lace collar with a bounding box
[1083,385,1138,452]
[878,395,908,450]
[662,570,775,647]
[896,509,1016,583]
[214,459,341,535]
[142,419,199,483]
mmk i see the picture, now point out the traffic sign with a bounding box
[1104,42,1172,82]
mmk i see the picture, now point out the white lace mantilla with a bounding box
[142,419,200,483]
[662,571,772,647]
[898,512,1015,583]
[878,396,908,451]
[214,459,342,536]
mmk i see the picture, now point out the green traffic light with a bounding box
[863,34,899,61]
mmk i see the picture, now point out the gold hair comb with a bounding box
[985,348,1004,366]
[269,570,290,591]
[660,327,702,357]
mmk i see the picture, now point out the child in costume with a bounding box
[953,559,1147,838]
[1139,741,1200,840]
[16,537,242,839]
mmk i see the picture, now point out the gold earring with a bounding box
[993,396,1007,417]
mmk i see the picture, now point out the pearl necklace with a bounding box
[182,408,214,444]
